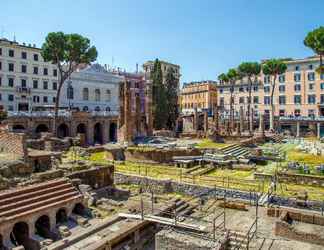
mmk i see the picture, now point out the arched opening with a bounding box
[94,123,103,144]
[72,203,85,216]
[0,234,3,249]
[35,124,49,134]
[82,106,89,112]
[35,215,51,239]
[10,222,29,247]
[76,123,87,134]
[95,106,101,111]
[56,208,68,225]
[57,123,69,138]
[109,122,117,142]
[12,124,25,132]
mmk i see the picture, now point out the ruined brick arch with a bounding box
[94,122,103,144]
[10,221,29,247]
[12,124,26,132]
[0,234,3,248]
[35,214,51,239]
[109,122,117,142]
[56,207,68,224]
[57,123,70,138]
[72,203,85,216]
[76,123,87,134]
[35,123,49,134]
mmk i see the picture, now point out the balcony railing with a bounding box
[91,110,119,117]
[279,116,324,122]
[7,110,119,118]
[15,86,31,94]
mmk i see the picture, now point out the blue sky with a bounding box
[1,0,323,84]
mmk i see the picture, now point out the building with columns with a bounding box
[60,64,122,112]
[0,38,59,112]
[216,56,324,137]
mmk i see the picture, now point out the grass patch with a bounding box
[196,139,229,149]
[89,151,107,163]
[207,169,253,180]
[286,149,324,167]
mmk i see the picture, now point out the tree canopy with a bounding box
[304,26,324,73]
[262,59,287,76]
[238,62,261,78]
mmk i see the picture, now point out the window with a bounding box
[295,65,300,71]
[21,64,27,73]
[0,48,2,55]
[43,68,48,75]
[321,94,324,104]
[294,84,301,92]
[21,51,27,59]
[294,95,301,104]
[83,106,89,111]
[294,109,300,117]
[239,97,244,104]
[308,72,315,81]
[21,79,27,88]
[8,94,14,101]
[264,75,270,84]
[309,83,314,90]
[9,49,14,57]
[106,89,111,101]
[33,80,38,89]
[321,83,324,90]
[95,106,101,111]
[279,75,285,83]
[309,64,313,70]
[8,78,14,87]
[95,89,101,101]
[239,87,244,92]
[33,66,38,75]
[308,94,316,104]
[33,54,38,61]
[67,85,74,99]
[264,96,271,105]
[53,69,57,76]
[253,86,258,92]
[321,74,324,80]
[279,96,286,105]
[43,81,48,89]
[8,63,14,72]
[264,86,270,93]
[52,97,56,103]
[43,96,48,103]
[106,106,111,111]
[219,88,223,94]
[253,96,259,104]
[0,77,2,86]
[308,109,315,117]
[220,97,224,107]
[33,96,40,103]
[279,110,285,116]
[279,85,285,92]
[0,61,1,70]
[52,82,57,90]
[83,88,89,100]
[294,73,301,82]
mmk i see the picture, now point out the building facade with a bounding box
[60,64,122,113]
[180,81,217,114]
[143,60,181,86]
[0,38,58,112]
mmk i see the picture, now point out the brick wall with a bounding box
[0,130,27,159]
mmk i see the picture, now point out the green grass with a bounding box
[89,151,107,163]
[195,139,229,149]
[207,169,254,180]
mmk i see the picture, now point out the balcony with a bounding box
[15,86,31,94]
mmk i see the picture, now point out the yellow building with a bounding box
[180,81,217,114]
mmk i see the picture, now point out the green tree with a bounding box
[41,32,97,135]
[152,59,167,129]
[165,67,179,130]
[262,59,287,131]
[304,26,324,73]
[238,62,261,134]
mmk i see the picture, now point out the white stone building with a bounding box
[60,64,122,113]
[0,38,59,112]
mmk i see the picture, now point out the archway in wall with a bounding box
[35,215,51,239]
[10,222,29,247]
[56,208,68,224]
[77,123,87,144]
[35,124,49,134]
[94,123,103,144]
[72,203,85,216]
[57,123,69,138]
[0,234,3,249]
[109,122,117,142]
[12,124,25,132]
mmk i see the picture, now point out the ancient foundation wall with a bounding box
[0,130,27,158]
[67,166,114,189]
[124,148,201,163]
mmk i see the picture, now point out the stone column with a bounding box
[145,81,153,136]
[296,121,300,137]
[214,104,219,133]
[259,113,265,135]
[135,94,141,136]
[239,106,244,134]
[87,123,94,145]
[194,107,198,132]
[249,108,254,133]
[203,110,208,133]
[317,122,321,139]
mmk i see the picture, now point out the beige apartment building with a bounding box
[143,60,181,87]
[216,56,324,136]
[180,81,217,114]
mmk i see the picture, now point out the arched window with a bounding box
[95,89,101,102]
[67,85,74,99]
[106,89,111,101]
[83,88,89,101]
[106,106,111,111]
[82,106,88,111]
[95,106,101,111]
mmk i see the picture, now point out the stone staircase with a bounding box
[221,144,251,158]
[0,179,82,221]
[227,231,248,249]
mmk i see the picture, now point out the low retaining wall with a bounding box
[124,148,201,163]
